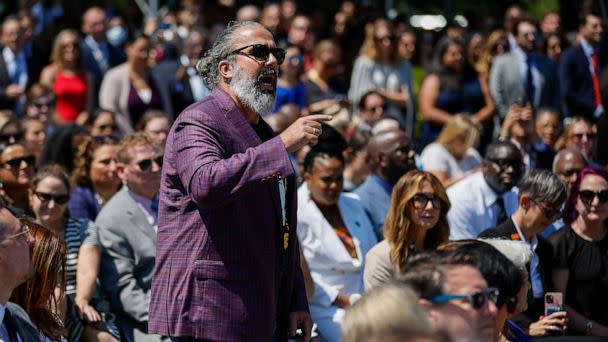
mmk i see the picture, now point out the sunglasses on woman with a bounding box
[412,193,443,209]
[3,155,35,168]
[227,44,286,65]
[579,189,608,205]
[136,155,163,172]
[426,287,499,310]
[34,191,70,205]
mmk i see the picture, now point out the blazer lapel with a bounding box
[338,198,366,263]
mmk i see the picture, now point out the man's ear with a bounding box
[520,193,530,210]
[116,163,127,184]
[218,59,233,81]
[418,298,441,326]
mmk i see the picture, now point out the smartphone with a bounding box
[544,292,563,316]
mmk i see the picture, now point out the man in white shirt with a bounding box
[0,200,39,341]
[0,16,28,112]
[447,140,524,240]
[96,133,166,342]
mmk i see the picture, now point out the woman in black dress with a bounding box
[550,167,608,337]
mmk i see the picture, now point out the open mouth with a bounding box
[258,71,277,92]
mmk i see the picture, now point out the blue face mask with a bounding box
[106,26,127,46]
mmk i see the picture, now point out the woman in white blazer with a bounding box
[297,146,378,342]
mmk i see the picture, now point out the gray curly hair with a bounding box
[196,21,266,89]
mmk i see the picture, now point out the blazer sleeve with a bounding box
[364,243,393,291]
[173,115,293,209]
[97,219,151,322]
[489,57,509,119]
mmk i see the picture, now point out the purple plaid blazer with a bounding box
[148,88,309,341]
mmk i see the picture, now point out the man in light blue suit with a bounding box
[354,129,417,240]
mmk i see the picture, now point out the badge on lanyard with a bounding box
[279,178,289,250]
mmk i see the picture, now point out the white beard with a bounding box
[230,63,278,115]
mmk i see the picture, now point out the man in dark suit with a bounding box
[152,29,209,121]
[479,169,567,337]
[559,9,605,120]
[0,16,37,112]
[149,21,331,341]
[0,200,40,341]
[80,6,125,96]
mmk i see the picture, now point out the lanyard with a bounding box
[278,178,289,250]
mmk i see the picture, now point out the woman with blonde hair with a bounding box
[420,114,482,187]
[348,18,414,133]
[40,29,93,124]
[364,170,450,290]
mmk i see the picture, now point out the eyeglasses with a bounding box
[531,199,562,219]
[226,44,286,65]
[365,104,386,112]
[96,123,117,131]
[427,287,499,310]
[412,193,443,209]
[3,155,35,169]
[0,132,24,143]
[34,191,70,205]
[0,223,30,245]
[579,189,608,205]
[136,155,163,172]
[486,158,524,170]
[571,132,596,140]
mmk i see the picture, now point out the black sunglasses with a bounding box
[227,44,286,65]
[579,189,608,205]
[34,191,70,205]
[412,193,443,209]
[487,158,524,170]
[137,155,163,172]
[427,287,499,310]
[4,155,35,168]
[96,123,117,131]
[0,132,24,143]
[572,132,596,140]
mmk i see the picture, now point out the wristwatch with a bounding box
[585,320,594,335]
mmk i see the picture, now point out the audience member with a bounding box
[0,201,39,341]
[81,7,125,93]
[420,114,482,187]
[503,4,525,52]
[400,251,498,342]
[40,29,93,124]
[447,140,523,239]
[357,90,387,128]
[38,123,87,173]
[349,18,413,132]
[28,164,120,341]
[9,220,66,341]
[85,108,119,139]
[274,44,307,112]
[139,110,170,150]
[20,117,45,162]
[69,136,121,221]
[559,7,605,120]
[0,143,35,213]
[540,10,561,36]
[342,127,371,191]
[364,170,449,290]
[0,118,24,146]
[99,34,164,134]
[342,283,433,342]
[284,15,314,70]
[479,169,567,336]
[304,40,343,103]
[24,83,55,127]
[550,167,608,337]
[176,0,203,40]
[297,144,377,341]
[561,116,596,163]
[97,133,164,341]
[354,129,417,239]
[235,4,260,22]
[490,18,559,119]
[543,33,563,63]
[534,107,560,150]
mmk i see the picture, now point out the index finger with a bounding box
[305,114,334,122]
[303,317,312,342]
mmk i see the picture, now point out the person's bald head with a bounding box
[553,147,588,190]
[82,6,106,41]
[366,129,417,184]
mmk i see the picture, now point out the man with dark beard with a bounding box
[149,21,331,341]
[354,129,417,240]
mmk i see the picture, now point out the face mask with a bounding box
[107,26,127,47]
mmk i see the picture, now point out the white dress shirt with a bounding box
[512,218,544,298]
[447,172,519,240]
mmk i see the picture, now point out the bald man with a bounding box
[354,129,417,239]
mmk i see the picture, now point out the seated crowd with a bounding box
[1,1,608,342]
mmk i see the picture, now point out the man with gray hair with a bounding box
[150,21,331,341]
[479,169,567,337]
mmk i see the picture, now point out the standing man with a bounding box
[81,7,125,94]
[149,21,329,341]
[0,16,33,112]
[0,201,39,341]
[490,18,560,120]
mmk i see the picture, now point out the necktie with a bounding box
[3,309,20,342]
[495,197,507,225]
[525,55,534,106]
[592,51,603,107]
